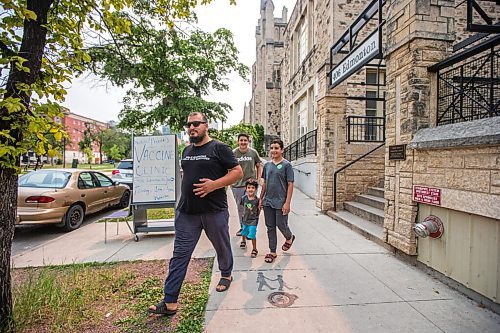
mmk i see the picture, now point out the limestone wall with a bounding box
[385,0,499,256]
[250,1,287,136]
[413,146,500,219]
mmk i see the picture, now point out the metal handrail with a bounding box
[333,142,385,211]
[283,129,318,162]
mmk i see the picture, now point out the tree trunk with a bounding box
[0,169,18,332]
[0,1,53,331]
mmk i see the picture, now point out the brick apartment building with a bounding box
[55,109,109,164]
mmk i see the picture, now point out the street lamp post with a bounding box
[63,137,66,168]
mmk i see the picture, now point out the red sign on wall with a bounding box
[413,185,441,206]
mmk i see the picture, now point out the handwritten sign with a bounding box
[132,135,177,204]
[413,185,441,206]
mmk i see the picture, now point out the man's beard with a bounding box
[189,133,205,144]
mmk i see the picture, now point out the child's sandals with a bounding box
[240,241,246,248]
[251,249,258,258]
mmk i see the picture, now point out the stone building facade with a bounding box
[383,0,499,307]
[245,0,288,140]
[280,0,386,208]
[248,0,499,308]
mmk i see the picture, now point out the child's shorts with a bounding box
[241,224,257,240]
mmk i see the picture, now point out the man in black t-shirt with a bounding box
[148,112,243,316]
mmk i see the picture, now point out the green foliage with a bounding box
[101,128,132,159]
[108,144,123,161]
[88,20,249,133]
[178,140,188,161]
[209,123,265,156]
[83,147,93,164]
[78,123,97,157]
[0,0,236,172]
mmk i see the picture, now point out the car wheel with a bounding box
[63,205,85,231]
[118,191,131,209]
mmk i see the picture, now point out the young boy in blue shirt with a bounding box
[239,178,260,258]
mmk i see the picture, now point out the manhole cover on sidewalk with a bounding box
[267,292,298,308]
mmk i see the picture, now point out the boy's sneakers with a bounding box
[236,229,242,236]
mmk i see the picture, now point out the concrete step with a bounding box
[367,187,384,198]
[344,201,384,225]
[326,210,391,250]
[356,193,385,210]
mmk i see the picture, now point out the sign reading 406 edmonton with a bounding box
[330,31,380,88]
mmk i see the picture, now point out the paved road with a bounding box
[12,207,121,257]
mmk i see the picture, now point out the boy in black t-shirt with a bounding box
[148,112,243,316]
[239,178,260,258]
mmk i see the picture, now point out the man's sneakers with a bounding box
[236,228,242,236]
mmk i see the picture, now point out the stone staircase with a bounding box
[327,186,392,251]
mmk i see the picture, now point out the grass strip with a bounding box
[12,262,127,332]
[13,259,214,333]
[13,259,213,333]
[115,258,214,333]
[174,260,213,333]
[97,208,175,223]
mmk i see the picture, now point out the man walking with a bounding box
[148,112,243,316]
[231,133,262,236]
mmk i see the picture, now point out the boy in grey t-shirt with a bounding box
[259,138,295,264]
[239,179,260,258]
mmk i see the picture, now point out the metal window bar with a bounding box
[346,116,385,143]
[283,129,318,162]
[436,48,499,126]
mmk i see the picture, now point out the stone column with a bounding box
[316,84,347,211]
[384,0,455,254]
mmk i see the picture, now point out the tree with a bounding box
[78,123,98,164]
[83,147,93,164]
[209,123,265,156]
[101,128,131,159]
[88,21,248,133]
[108,144,123,161]
[253,124,265,157]
[0,1,234,330]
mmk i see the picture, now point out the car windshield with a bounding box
[117,161,133,170]
[19,170,71,189]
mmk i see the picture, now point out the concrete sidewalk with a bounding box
[11,216,215,267]
[11,188,500,332]
[204,189,500,333]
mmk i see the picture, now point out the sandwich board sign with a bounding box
[132,135,177,204]
[129,134,180,241]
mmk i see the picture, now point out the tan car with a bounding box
[17,169,131,231]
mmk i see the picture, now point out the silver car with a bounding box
[111,159,133,189]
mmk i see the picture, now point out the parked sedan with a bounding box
[17,169,131,231]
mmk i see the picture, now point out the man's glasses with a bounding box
[185,121,207,128]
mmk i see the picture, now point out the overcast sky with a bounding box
[63,0,290,127]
